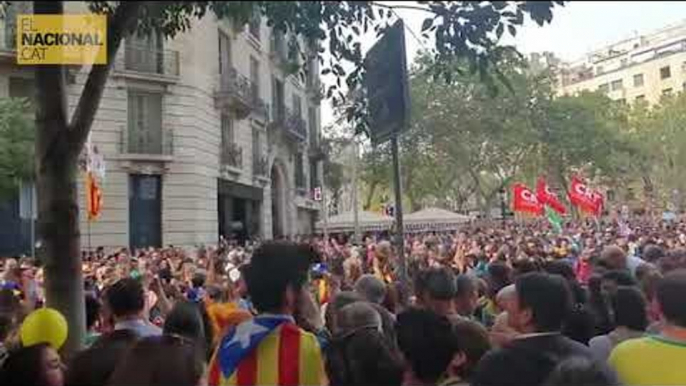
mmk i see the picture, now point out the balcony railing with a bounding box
[114,43,180,78]
[120,127,174,157]
[253,155,269,177]
[220,142,243,170]
[216,66,262,120]
[269,104,307,142]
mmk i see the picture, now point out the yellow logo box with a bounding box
[16,14,107,65]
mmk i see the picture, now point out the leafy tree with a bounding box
[14,0,563,352]
[0,98,34,200]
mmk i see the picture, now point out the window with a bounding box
[663,88,673,96]
[309,161,318,192]
[620,58,628,67]
[660,66,671,79]
[295,153,305,189]
[126,31,164,74]
[635,95,645,102]
[598,83,610,93]
[272,78,285,119]
[293,94,302,118]
[250,56,260,98]
[596,66,604,75]
[633,73,644,87]
[617,98,626,104]
[221,114,234,145]
[127,91,163,154]
[252,127,261,162]
[308,107,317,147]
[218,30,231,75]
[610,79,623,91]
[248,13,260,41]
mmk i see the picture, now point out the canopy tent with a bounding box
[315,210,393,233]
[404,207,472,233]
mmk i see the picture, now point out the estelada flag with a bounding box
[512,183,543,216]
[207,315,325,386]
[86,171,102,220]
[568,175,603,216]
[536,177,567,215]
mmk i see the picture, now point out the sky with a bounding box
[321,1,686,128]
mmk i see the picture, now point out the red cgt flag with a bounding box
[512,183,543,216]
[568,175,603,216]
[537,177,567,215]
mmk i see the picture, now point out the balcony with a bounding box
[269,104,307,142]
[216,67,263,120]
[220,142,243,175]
[0,18,17,61]
[113,43,180,82]
[119,127,174,162]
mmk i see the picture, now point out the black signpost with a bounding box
[364,19,411,288]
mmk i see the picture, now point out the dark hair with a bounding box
[543,260,576,282]
[515,273,572,332]
[65,331,138,386]
[642,244,665,263]
[163,301,205,347]
[106,335,204,386]
[487,262,512,297]
[452,320,491,381]
[545,357,620,386]
[191,273,206,289]
[602,270,637,287]
[396,308,459,383]
[85,295,101,330]
[105,278,145,318]
[455,275,478,298]
[611,286,648,331]
[656,269,686,327]
[0,343,53,386]
[325,328,403,386]
[424,268,456,300]
[244,242,316,313]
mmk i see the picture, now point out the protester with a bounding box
[106,335,204,386]
[609,269,686,385]
[105,277,162,337]
[0,343,65,386]
[64,330,138,386]
[589,286,647,361]
[454,274,480,319]
[545,357,620,386]
[207,242,326,386]
[396,308,463,386]
[472,273,591,386]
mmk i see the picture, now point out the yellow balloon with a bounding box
[20,308,68,350]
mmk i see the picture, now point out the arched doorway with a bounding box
[271,162,286,238]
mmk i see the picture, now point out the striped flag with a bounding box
[208,315,325,386]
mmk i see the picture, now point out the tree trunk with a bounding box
[33,0,142,354]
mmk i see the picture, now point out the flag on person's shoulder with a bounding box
[208,315,325,386]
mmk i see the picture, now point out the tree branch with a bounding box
[371,2,433,14]
[68,1,148,152]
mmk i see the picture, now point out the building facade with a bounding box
[557,20,686,105]
[0,2,324,251]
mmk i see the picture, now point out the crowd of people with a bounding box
[1,216,686,385]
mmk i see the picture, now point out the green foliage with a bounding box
[0,98,34,199]
[359,53,633,214]
[83,1,564,136]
